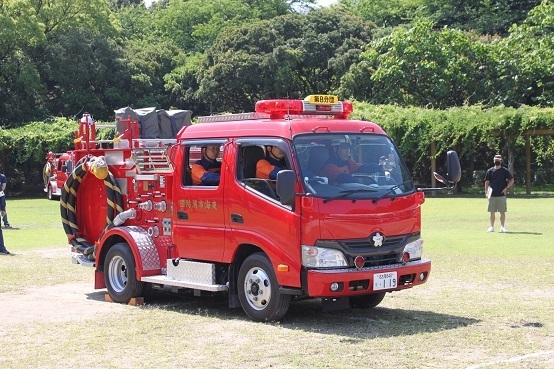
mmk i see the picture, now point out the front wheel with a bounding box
[238,253,291,322]
[104,242,144,303]
[350,292,386,309]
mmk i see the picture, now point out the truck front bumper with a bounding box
[306,259,431,298]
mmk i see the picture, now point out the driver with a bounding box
[319,142,383,185]
[256,145,287,180]
[192,145,222,185]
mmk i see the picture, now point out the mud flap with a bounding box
[228,263,240,308]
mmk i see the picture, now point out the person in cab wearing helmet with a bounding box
[192,145,222,185]
[256,145,287,180]
[319,142,383,185]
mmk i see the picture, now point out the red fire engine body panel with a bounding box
[66,97,444,321]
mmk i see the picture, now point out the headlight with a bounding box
[302,245,347,268]
[402,238,424,261]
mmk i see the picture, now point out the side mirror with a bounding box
[445,150,461,183]
[276,170,296,206]
[420,150,461,192]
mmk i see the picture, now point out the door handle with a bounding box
[231,213,244,224]
[177,211,188,220]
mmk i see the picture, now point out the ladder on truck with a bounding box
[131,140,176,174]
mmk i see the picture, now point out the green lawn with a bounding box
[1,197,68,250]
[1,196,552,368]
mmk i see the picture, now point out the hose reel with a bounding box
[60,156,123,260]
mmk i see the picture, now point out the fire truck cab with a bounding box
[67,95,460,322]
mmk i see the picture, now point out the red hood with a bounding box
[301,193,423,244]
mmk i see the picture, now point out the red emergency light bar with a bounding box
[255,95,353,119]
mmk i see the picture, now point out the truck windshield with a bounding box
[293,134,414,200]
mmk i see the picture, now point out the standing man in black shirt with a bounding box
[484,154,514,233]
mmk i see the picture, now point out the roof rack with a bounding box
[197,112,270,124]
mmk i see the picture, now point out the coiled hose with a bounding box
[60,156,123,260]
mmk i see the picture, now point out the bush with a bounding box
[0,118,75,194]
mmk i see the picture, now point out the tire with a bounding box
[104,242,144,303]
[350,292,386,309]
[238,253,291,322]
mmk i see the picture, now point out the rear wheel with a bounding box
[238,253,291,322]
[350,292,386,309]
[104,242,144,303]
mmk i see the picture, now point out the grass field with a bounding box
[0,196,553,368]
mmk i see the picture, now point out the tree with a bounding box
[494,1,554,107]
[339,0,423,28]
[153,0,305,53]
[418,0,542,36]
[341,21,497,108]
[0,0,120,126]
[195,8,374,113]
[39,28,129,120]
[29,0,117,36]
[0,0,47,126]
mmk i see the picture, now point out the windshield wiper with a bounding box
[372,180,414,204]
[322,189,377,204]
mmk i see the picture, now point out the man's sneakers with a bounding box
[500,226,509,233]
[3,224,12,229]
[487,227,494,232]
[0,250,10,255]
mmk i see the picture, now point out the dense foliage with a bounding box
[1,0,553,192]
[0,118,75,193]
[1,105,552,193]
[3,0,554,124]
[354,103,554,186]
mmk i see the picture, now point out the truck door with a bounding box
[172,140,227,262]
[225,139,302,287]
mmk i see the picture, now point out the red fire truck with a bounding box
[66,95,460,321]
[44,151,74,200]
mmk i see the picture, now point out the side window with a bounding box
[237,140,291,200]
[183,142,224,187]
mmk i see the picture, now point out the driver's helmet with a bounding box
[333,137,352,150]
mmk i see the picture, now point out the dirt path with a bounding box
[1,281,128,327]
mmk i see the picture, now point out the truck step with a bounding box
[71,252,95,267]
[141,275,228,292]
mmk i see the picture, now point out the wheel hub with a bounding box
[244,268,271,310]
[108,255,128,293]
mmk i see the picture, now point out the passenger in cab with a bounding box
[256,145,287,180]
[319,142,383,185]
[192,145,221,185]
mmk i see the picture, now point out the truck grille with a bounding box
[338,234,417,268]
[342,235,407,249]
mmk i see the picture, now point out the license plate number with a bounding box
[373,272,398,290]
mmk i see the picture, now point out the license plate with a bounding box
[373,272,398,290]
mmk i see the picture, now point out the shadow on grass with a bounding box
[283,299,480,339]
[499,231,542,235]
[102,291,479,338]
